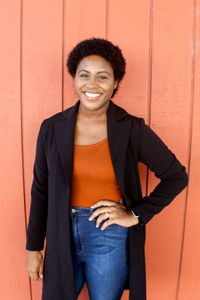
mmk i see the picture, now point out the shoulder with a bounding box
[109,100,145,126]
[39,104,77,134]
[108,101,149,142]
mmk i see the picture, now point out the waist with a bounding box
[69,205,97,216]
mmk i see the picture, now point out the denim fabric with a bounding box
[69,206,129,300]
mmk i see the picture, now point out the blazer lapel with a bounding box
[54,101,79,187]
[107,101,132,199]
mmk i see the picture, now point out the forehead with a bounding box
[76,55,114,73]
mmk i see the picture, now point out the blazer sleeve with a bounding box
[132,118,188,225]
[25,120,48,251]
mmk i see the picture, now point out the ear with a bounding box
[114,80,118,90]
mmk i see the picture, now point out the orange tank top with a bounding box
[70,137,122,207]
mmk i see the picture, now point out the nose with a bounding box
[86,76,98,88]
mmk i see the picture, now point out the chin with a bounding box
[80,97,110,110]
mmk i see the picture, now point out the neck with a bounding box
[77,100,110,121]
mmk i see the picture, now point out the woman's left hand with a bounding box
[88,198,139,230]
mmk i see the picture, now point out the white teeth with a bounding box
[85,92,101,98]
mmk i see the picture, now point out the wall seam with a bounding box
[175,1,198,299]
[20,0,33,299]
[105,0,109,39]
[146,0,154,196]
[62,0,65,111]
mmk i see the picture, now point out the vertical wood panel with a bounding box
[108,1,151,298]
[63,1,107,298]
[63,0,107,110]
[178,0,200,298]
[0,1,30,299]
[108,0,151,119]
[22,1,63,299]
[148,1,192,299]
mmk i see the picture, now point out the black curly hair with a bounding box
[66,38,126,97]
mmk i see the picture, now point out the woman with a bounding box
[26,38,188,300]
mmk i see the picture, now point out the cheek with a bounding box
[73,80,82,92]
[105,84,116,94]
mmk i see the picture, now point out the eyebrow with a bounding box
[78,69,111,76]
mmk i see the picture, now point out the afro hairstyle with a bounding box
[66,37,126,97]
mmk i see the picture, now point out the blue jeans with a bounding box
[69,206,130,300]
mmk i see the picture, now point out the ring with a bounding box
[105,212,109,217]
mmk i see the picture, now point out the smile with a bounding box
[84,92,102,99]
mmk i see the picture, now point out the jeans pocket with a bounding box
[106,224,123,229]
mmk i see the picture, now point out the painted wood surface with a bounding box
[0,1,199,299]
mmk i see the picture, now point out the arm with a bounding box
[26,120,48,251]
[132,118,188,225]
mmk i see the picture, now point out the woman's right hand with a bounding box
[26,250,44,280]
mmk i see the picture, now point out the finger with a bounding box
[96,212,114,228]
[90,199,117,209]
[89,207,114,221]
[100,220,114,231]
[29,271,39,281]
[39,262,43,279]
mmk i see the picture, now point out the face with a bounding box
[73,55,118,113]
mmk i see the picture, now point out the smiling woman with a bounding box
[25,38,188,300]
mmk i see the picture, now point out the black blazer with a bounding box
[26,100,188,300]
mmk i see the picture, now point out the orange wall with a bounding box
[0,1,199,299]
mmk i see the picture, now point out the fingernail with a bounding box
[88,217,92,221]
[90,205,94,208]
[40,274,43,278]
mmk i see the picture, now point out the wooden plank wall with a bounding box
[0,1,199,299]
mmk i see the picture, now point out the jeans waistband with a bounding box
[69,205,97,216]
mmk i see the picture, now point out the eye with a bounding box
[80,74,89,78]
[98,75,108,80]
